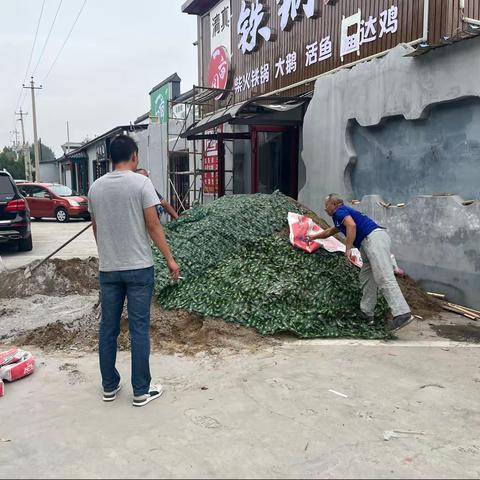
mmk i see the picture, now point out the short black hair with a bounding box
[109,135,138,164]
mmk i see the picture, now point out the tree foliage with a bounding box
[0,147,25,179]
[1,140,56,180]
[29,141,56,162]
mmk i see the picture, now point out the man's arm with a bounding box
[160,199,179,220]
[91,215,98,245]
[343,215,357,259]
[308,226,339,241]
[144,206,180,279]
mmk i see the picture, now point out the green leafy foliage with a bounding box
[30,142,55,162]
[0,148,25,179]
[154,193,389,339]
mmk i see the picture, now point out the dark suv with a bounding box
[0,171,33,251]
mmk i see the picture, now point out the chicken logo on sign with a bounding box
[155,95,166,122]
[208,46,231,99]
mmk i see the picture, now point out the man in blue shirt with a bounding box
[307,194,413,332]
[135,169,179,222]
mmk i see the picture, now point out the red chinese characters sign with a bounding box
[203,124,224,194]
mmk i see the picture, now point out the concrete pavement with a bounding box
[0,344,479,479]
[1,217,479,478]
[0,219,97,270]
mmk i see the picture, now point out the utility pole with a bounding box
[66,121,70,152]
[23,76,42,182]
[16,109,33,181]
[9,129,20,158]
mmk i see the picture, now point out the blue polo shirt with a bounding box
[332,205,380,249]
[155,190,165,216]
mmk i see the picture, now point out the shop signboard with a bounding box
[199,0,428,101]
[210,0,232,55]
[207,0,232,96]
[150,84,170,124]
[203,124,224,194]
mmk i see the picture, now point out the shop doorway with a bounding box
[169,152,190,212]
[251,126,299,199]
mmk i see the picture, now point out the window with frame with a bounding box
[29,186,49,198]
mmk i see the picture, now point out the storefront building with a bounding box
[182,0,480,308]
[134,73,196,212]
[181,0,479,199]
[57,125,147,194]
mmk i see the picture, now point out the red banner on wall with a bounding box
[203,124,224,194]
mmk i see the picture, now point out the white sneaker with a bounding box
[132,384,163,407]
[103,383,122,402]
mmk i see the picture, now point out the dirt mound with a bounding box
[0,294,98,341]
[18,302,274,355]
[0,199,443,353]
[0,257,273,355]
[398,275,443,319]
[0,257,99,298]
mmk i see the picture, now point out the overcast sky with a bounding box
[0,0,198,156]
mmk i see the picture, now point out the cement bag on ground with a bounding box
[0,347,24,367]
[0,349,35,382]
[288,212,363,268]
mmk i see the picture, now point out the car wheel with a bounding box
[34,217,42,221]
[18,235,33,252]
[56,207,69,223]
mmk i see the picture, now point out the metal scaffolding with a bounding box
[166,85,235,212]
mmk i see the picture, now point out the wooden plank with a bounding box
[451,0,459,39]
[447,303,480,317]
[442,304,478,320]
[427,292,446,299]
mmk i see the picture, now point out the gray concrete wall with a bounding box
[86,144,97,187]
[356,195,480,310]
[300,37,480,310]
[39,162,59,184]
[300,37,480,209]
[134,124,169,197]
[351,98,480,204]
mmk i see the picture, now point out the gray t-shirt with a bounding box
[88,170,159,272]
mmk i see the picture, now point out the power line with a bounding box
[32,0,64,76]
[14,0,46,112]
[42,0,88,85]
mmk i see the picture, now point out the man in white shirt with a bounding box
[88,135,180,407]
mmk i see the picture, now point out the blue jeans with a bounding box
[99,266,154,397]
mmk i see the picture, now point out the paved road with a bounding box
[0,344,479,479]
[0,219,97,270]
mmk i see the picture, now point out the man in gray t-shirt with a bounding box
[88,135,179,408]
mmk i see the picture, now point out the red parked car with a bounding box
[17,183,90,223]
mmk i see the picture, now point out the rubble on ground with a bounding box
[0,257,99,298]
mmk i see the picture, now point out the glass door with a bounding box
[252,126,299,199]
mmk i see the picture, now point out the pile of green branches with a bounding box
[153,193,388,339]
